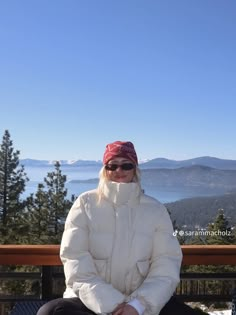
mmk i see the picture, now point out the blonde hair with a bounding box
[96,165,142,203]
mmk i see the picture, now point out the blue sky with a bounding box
[0,0,235,162]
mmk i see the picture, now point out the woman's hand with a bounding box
[113,304,139,315]
[112,302,126,315]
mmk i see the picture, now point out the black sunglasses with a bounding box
[105,163,135,171]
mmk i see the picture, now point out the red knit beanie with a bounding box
[103,141,138,165]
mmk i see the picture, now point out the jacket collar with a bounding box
[103,181,141,206]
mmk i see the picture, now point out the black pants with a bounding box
[36,296,207,315]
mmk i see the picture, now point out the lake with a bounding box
[22,165,224,203]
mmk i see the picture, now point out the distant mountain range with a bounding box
[20,158,102,166]
[20,156,236,170]
[140,156,236,170]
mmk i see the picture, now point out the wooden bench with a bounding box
[0,245,236,315]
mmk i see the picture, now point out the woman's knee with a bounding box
[36,298,88,315]
[36,299,63,315]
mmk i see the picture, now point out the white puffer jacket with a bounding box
[60,182,182,315]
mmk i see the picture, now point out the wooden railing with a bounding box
[0,245,236,302]
[0,245,61,266]
[1,244,236,265]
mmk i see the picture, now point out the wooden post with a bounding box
[41,266,53,300]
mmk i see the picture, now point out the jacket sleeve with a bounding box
[129,205,183,315]
[60,195,125,314]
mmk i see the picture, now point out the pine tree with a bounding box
[26,184,52,243]
[206,208,234,245]
[0,130,29,241]
[190,230,205,245]
[45,161,72,240]
[27,161,73,244]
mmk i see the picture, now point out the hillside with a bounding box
[165,192,236,228]
[141,165,236,190]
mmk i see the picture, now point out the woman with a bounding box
[37,141,203,315]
